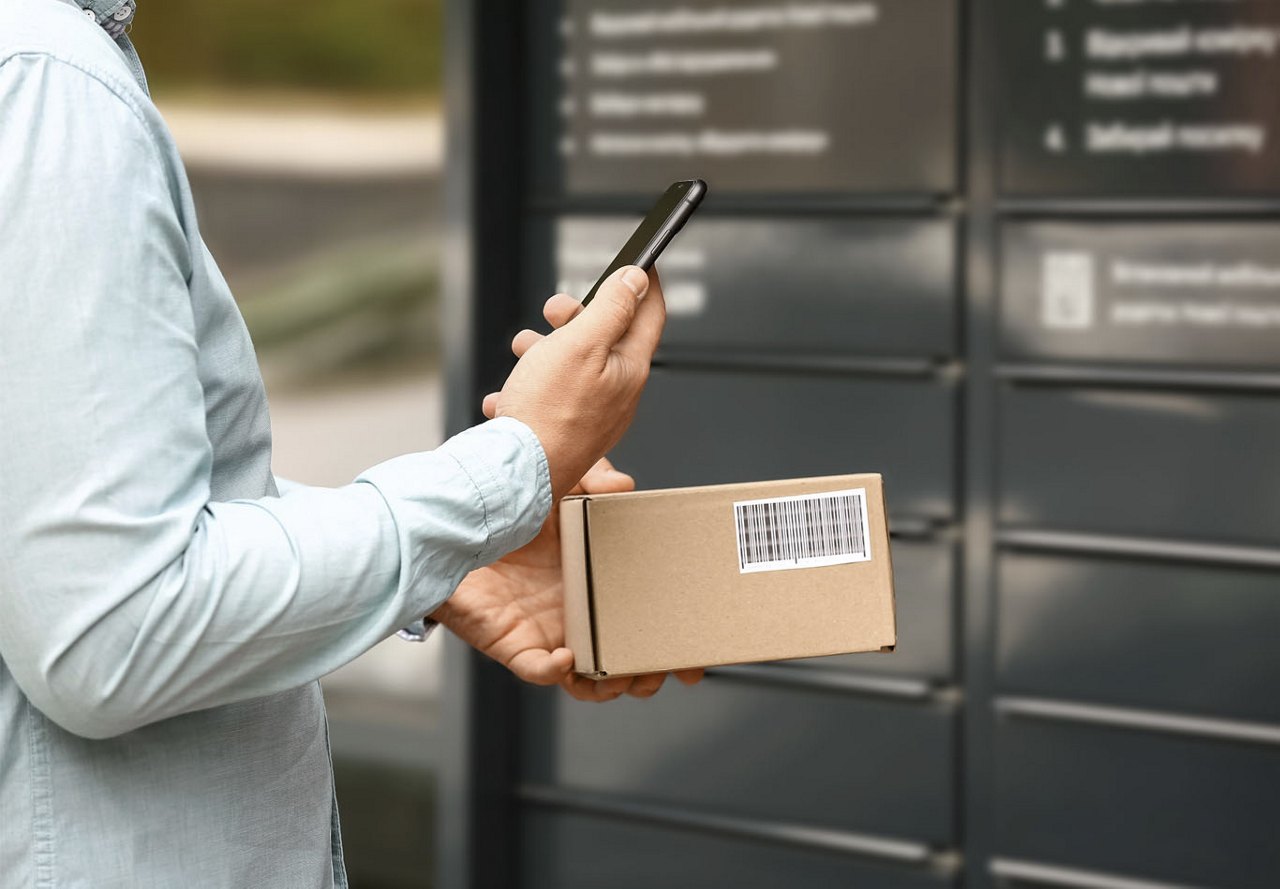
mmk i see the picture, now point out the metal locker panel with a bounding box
[1001,223,1280,370]
[791,538,956,682]
[996,0,1280,197]
[526,0,959,198]
[520,673,957,845]
[520,810,957,889]
[997,552,1280,724]
[612,367,957,524]
[993,714,1280,888]
[528,216,957,359]
[998,384,1280,546]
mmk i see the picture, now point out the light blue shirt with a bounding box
[0,1,551,886]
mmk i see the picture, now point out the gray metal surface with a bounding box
[998,551,1280,723]
[520,809,957,889]
[519,672,958,844]
[999,383,1280,546]
[993,715,1280,888]
[611,367,957,523]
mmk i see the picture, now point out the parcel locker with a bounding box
[999,383,1280,546]
[612,368,957,524]
[520,674,958,846]
[997,552,1280,724]
[445,0,1280,886]
[993,715,1280,888]
[520,810,958,889]
[527,216,958,359]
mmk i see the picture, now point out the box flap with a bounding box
[558,497,598,675]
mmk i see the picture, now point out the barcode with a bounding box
[733,488,871,574]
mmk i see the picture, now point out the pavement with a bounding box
[157,100,444,178]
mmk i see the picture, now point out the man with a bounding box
[0,1,697,885]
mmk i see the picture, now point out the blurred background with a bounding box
[134,0,1280,887]
[132,3,446,887]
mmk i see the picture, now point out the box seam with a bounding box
[583,500,606,677]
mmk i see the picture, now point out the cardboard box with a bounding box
[560,474,896,677]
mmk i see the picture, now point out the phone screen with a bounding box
[580,179,707,306]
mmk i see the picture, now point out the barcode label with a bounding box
[733,488,871,574]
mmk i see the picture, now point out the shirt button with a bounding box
[84,8,96,18]
[113,5,133,20]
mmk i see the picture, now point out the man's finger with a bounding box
[481,392,500,419]
[544,293,585,329]
[674,668,705,685]
[511,328,543,359]
[561,672,629,703]
[626,673,666,699]
[614,267,666,365]
[567,265,649,353]
[577,456,634,495]
[507,648,574,686]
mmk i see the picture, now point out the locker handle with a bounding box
[654,349,957,379]
[990,856,1203,889]
[997,528,1280,570]
[996,363,1280,393]
[709,663,950,704]
[996,696,1280,748]
[518,783,954,869]
[998,195,1280,218]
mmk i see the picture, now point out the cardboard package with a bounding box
[560,474,896,677]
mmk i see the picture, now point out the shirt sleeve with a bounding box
[0,55,551,739]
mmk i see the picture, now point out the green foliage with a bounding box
[130,0,443,95]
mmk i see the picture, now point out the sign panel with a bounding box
[538,216,956,357]
[536,0,957,196]
[1002,222,1280,368]
[1000,0,1280,195]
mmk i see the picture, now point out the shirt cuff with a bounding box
[436,416,553,565]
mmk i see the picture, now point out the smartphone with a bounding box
[580,178,708,306]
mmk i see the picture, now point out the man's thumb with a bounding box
[577,265,649,346]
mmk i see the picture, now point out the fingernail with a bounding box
[620,266,649,299]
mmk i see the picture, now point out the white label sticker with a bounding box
[732,488,871,574]
[1041,251,1096,330]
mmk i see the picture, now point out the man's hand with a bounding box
[481,266,665,501]
[431,458,704,702]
